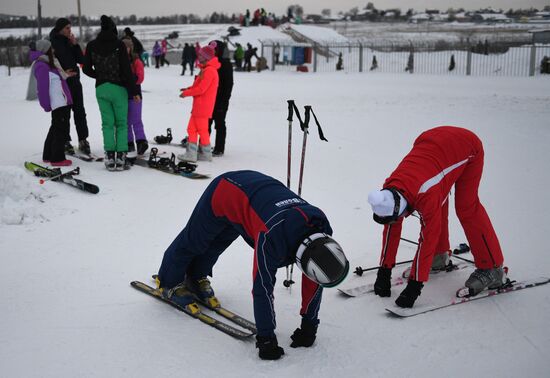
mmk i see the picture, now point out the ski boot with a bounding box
[115,152,131,171]
[212,149,224,157]
[154,128,172,144]
[104,151,116,171]
[395,280,423,308]
[177,142,198,163]
[198,144,212,162]
[187,276,220,309]
[78,139,91,155]
[465,266,507,296]
[374,267,392,297]
[431,251,452,271]
[65,141,75,155]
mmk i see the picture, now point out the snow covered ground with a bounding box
[1,61,550,377]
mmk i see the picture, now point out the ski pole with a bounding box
[38,167,79,184]
[297,105,311,197]
[400,237,418,246]
[401,237,474,264]
[354,260,414,276]
[286,100,294,189]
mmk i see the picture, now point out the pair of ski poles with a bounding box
[284,99,328,288]
[353,238,474,276]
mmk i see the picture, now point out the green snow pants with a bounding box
[96,83,128,152]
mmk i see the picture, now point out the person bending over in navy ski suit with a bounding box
[157,170,349,360]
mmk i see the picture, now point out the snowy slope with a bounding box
[1,59,550,376]
[280,23,349,43]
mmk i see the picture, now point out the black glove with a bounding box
[290,318,317,348]
[374,267,392,297]
[256,335,285,360]
[395,280,424,308]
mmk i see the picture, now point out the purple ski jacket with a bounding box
[30,50,73,112]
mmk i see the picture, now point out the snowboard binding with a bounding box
[147,147,197,174]
[154,128,173,144]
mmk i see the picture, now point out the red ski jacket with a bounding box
[380,126,485,281]
[182,57,220,118]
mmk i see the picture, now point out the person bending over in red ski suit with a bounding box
[367,126,506,308]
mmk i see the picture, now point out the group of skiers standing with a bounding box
[29,16,148,170]
[29,16,236,170]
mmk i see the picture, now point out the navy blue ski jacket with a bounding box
[157,170,333,337]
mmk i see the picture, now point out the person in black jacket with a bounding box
[49,18,90,155]
[243,44,259,72]
[123,27,144,58]
[82,15,140,171]
[180,43,196,76]
[208,40,234,156]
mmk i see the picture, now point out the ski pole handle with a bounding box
[286,100,294,188]
[354,259,414,276]
[287,100,295,122]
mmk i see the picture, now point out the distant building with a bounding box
[529,29,550,44]
[472,13,512,23]
[409,13,430,23]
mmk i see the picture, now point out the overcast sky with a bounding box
[2,1,548,17]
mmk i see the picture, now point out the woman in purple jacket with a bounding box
[30,39,74,166]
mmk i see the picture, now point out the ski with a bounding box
[339,276,406,297]
[339,260,471,297]
[66,151,104,162]
[24,162,99,194]
[130,281,254,340]
[385,276,550,317]
[400,260,471,279]
[131,148,210,179]
[150,274,257,333]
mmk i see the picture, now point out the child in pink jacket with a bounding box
[178,41,220,162]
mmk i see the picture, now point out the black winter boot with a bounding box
[374,267,392,297]
[395,280,424,308]
[136,139,149,155]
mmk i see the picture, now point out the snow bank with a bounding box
[0,165,50,225]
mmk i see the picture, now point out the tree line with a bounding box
[0,13,241,29]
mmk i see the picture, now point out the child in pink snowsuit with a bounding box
[178,41,220,163]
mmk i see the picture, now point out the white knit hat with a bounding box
[35,39,51,53]
[368,189,408,217]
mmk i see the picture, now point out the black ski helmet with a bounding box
[295,233,349,288]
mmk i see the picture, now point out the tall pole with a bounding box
[77,0,83,39]
[37,0,42,39]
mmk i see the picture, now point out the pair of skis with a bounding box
[24,162,99,194]
[131,278,256,340]
[339,259,550,317]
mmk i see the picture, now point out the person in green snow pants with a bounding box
[96,82,129,152]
